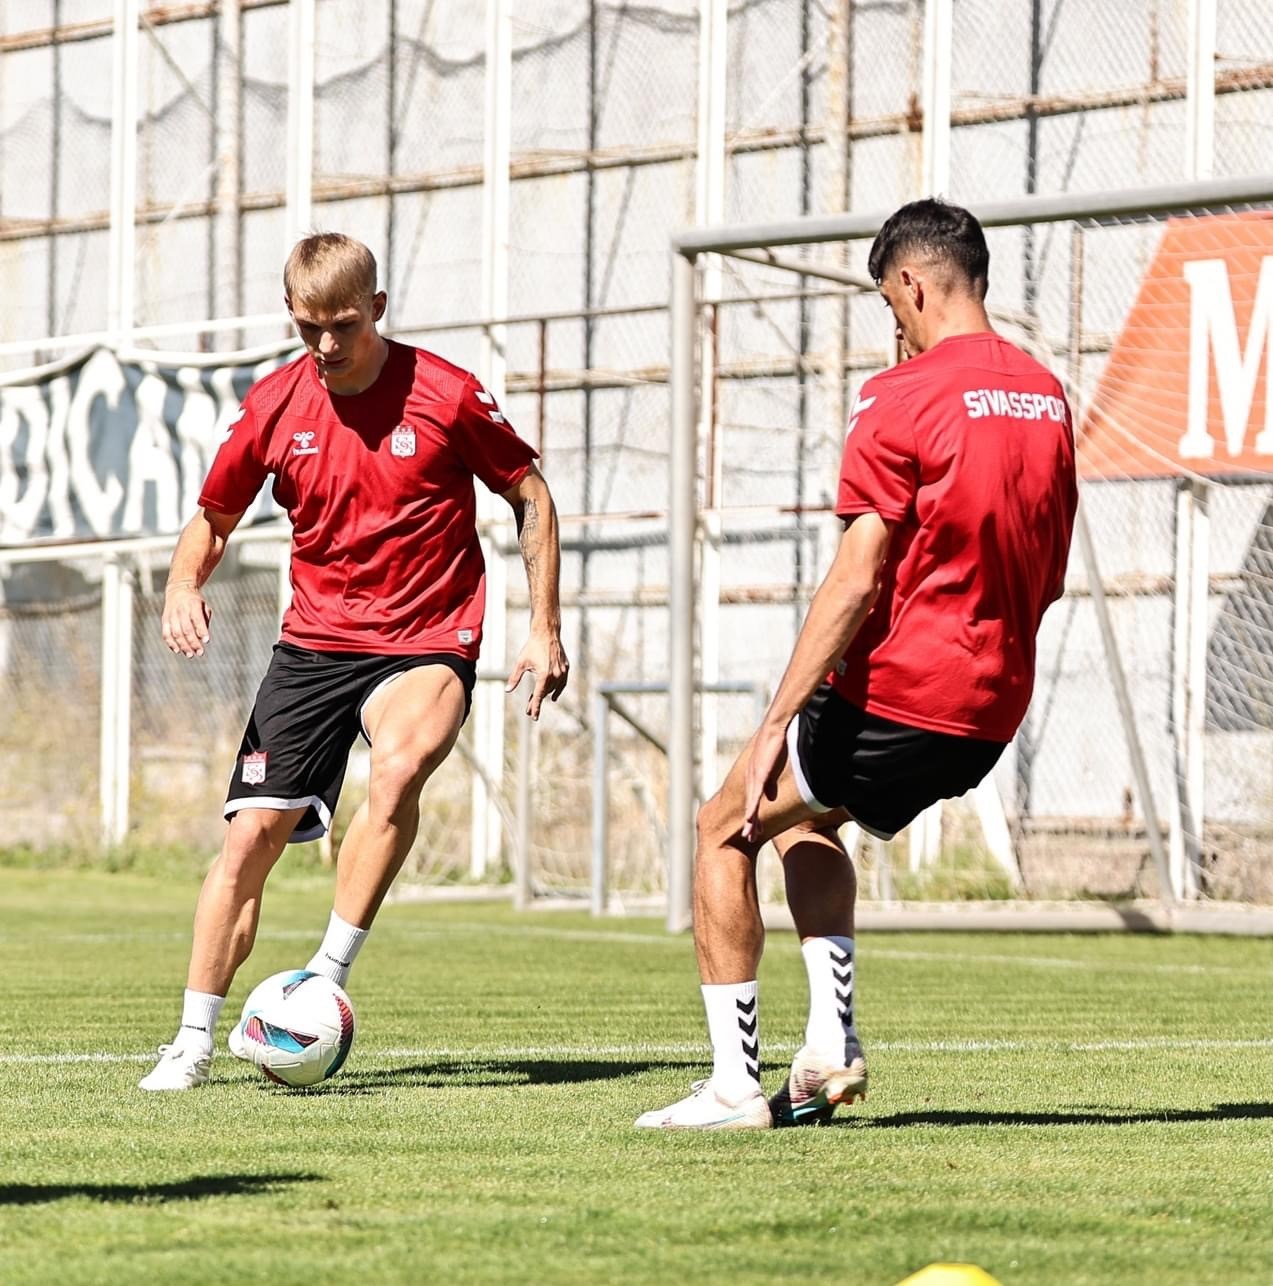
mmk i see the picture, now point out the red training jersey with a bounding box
[831,331,1077,742]
[199,339,538,657]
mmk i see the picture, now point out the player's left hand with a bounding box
[506,632,570,720]
[740,722,787,844]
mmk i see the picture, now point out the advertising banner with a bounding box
[1080,211,1273,480]
[0,344,293,544]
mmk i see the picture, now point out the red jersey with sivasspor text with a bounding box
[199,340,537,657]
[832,331,1077,741]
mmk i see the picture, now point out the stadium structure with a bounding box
[2,1,1273,931]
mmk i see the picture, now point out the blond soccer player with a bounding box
[141,234,568,1090]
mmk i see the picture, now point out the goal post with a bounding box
[668,175,1273,935]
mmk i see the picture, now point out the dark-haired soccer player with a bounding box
[141,233,568,1090]
[637,198,1077,1129]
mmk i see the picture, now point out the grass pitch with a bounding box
[2,868,1272,1285]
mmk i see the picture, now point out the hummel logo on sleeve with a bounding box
[473,387,506,423]
[846,393,877,437]
[220,406,247,440]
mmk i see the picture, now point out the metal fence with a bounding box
[3,3,1273,923]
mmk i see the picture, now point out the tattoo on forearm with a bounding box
[518,498,541,573]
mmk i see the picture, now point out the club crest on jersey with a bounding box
[391,425,416,458]
[242,751,268,785]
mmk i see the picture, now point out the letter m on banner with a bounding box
[1180,256,1273,461]
[1080,211,1273,480]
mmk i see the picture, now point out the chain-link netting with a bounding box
[0,566,101,850]
[703,199,1273,907]
[3,2,1273,915]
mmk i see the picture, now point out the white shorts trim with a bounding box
[224,794,333,843]
[358,670,414,743]
[785,714,832,814]
[783,711,898,840]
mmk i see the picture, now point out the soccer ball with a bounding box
[236,969,356,1088]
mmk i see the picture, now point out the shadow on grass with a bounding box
[319,1056,704,1094]
[857,1102,1273,1129]
[0,1172,323,1207]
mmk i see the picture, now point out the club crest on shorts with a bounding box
[391,424,416,457]
[242,751,268,785]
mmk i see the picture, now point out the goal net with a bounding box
[668,180,1273,931]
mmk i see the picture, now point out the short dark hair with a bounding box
[867,198,989,296]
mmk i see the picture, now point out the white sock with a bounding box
[802,936,857,1059]
[701,981,761,1102]
[307,910,369,988]
[179,989,225,1056]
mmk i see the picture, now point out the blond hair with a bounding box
[283,233,378,310]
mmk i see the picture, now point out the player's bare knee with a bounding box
[366,745,435,822]
[696,791,743,851]
[226,808,290,850]
[218,816,286,886]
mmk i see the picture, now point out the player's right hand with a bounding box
[740,722,787,844]
[161,586,212,658]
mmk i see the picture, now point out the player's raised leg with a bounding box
[635,737,821,1130]
[140,805,302,1090]
[767,819,867,1127]
[304,664,467,988]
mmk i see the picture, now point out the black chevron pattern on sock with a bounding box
[736,996,760,1082]
[832,947,854,1034]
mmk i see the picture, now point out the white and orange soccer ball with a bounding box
[234,969,356,1088]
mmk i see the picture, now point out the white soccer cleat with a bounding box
[768,1039,868,1127]
[138,1042,212,1091]
[634,1079,772,1130]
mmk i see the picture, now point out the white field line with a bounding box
[6,923,1268,978]
[4,1035,1273,1068]
[865,947,1267,977]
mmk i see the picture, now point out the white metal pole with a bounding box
[668,250,698,933]
[590,690,610,916]
[920,0,952,196]
[513,702,534,910]
[696,0,727,812]
[99,558,132,848]
[481,0,511,393]
[470,0,513,880]
[1169,481,1207,899]
[108,0,140,339]
[99,558,119,848]
[215,0,244,329]
[285,0,316,249]
[1186,484,1209,891]
[1167,0,1216,898]
[1186,0,1217,182]
[114,561,134,845]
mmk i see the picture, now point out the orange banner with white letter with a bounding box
[1078,210,1273,480]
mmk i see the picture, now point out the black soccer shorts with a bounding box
[225,643,477,843]
[784,682,1007,840]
